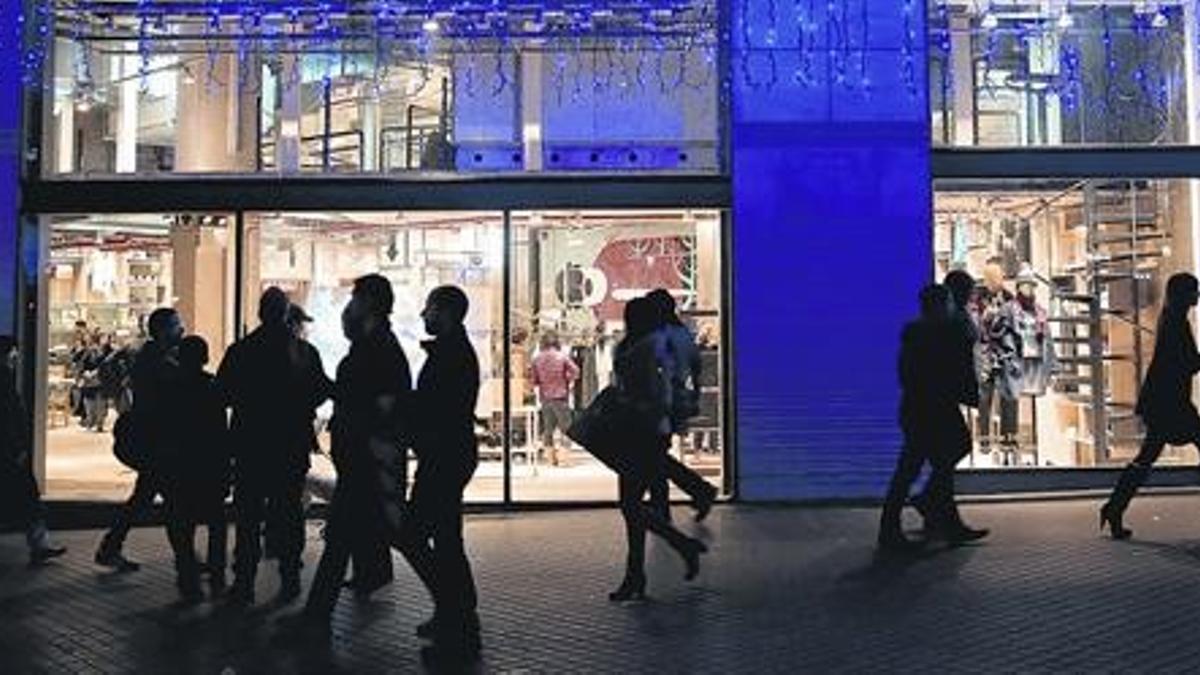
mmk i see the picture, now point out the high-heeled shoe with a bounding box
[1100,503,1132,540]
[608,574,647,602]
[682,538,708,581]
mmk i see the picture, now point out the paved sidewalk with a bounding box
[5,497,1200,673]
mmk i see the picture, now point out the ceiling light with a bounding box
[980,13,999,29]
[422,19,440,33]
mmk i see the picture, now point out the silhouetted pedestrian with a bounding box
[882,282,990,551]
[160,336,230,602]
[218,288,332,605]
[646,289,718,522]
[95,307,185,572]
[293,276,411,633]
[908,270,988,539]
[1101,273,1200,539]
[397,285,483,667]
[608,297,707,602]
[0,336,66,566]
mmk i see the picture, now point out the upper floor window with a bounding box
[931,1,1193,147]
[34,1,720,176]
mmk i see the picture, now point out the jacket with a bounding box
[330,323,412,481]
[614,331,671,437]
[414,326,480,465]
[1136,309,1200,432]
[217,323,332,475]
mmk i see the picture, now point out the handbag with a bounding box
[566,386,654,475]
[112,411,147,471]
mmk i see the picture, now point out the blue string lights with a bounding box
[13,0,1196,115]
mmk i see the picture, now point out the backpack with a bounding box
[112,411,147,471]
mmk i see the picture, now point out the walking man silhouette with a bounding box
[289,275,411,634]
[1101,272,1200,539]
[95,307,185,572]
[397,285,483,667]
[879,284,988,551]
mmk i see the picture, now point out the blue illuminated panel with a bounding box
[732,1,932,499]
[0,0,20,335]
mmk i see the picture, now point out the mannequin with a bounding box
[976,260,1022,465]
[1012,275,1057,397]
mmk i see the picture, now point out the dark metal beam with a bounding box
[933,145,1200,179]
[22,173,732,214]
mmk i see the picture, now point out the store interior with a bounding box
[934,179,1199,469]
[40,209,726,502]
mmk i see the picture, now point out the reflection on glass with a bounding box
[509,209,726,501]
[930,3,1191,147]
[41,213,235,499]
[935,178,1199,468]
[246,212,505,502]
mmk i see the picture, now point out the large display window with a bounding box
[509,209,726,501]
[39,213,237,499]
[34,208,729,503]
[39,5,720,177]
[934,178,1200,468]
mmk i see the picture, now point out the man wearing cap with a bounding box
[218,287,332,605]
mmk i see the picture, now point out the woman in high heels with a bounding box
[608,297,707,602]
[1101,273,1200,540]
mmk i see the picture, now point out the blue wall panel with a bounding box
[732,1,932,499]
[0,0,21,336]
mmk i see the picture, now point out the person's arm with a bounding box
[564,353,581,383]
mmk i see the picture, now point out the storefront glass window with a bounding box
[930,1,1193,147]
[934,178,1200,468]
[245,211,506,503]
[508,209,726,501]
[40,213,237,499]
[40,10,719,176]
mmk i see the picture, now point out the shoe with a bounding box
[344,575,392,600]
[95,550,140,572]
[177,578,204,606]
[1100,503,1133,541]
[420,640,481,669]
[681,538,708,581]
[226,580,255,607]
[209,572,228,599]
[945,525,990,545]
[877,530,925,554]
[275,612,332,644]
[29,545,67,566]
[608,574,647,602]
[694,484,718,523]
[278,576,302,604]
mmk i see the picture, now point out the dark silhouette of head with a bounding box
[147,308,184,346]
[343,274,394,342]
[540,331,560,350]
[353,274,395,318]
[943,270,974,311]
[286,303,313,338]
[623,297,659,341]
[919,284,951,320]
[178,335,209,371]
[1166,272,1200,311]
[647,288,681,326]
[258,287,290,326]
[422,285,469,337]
